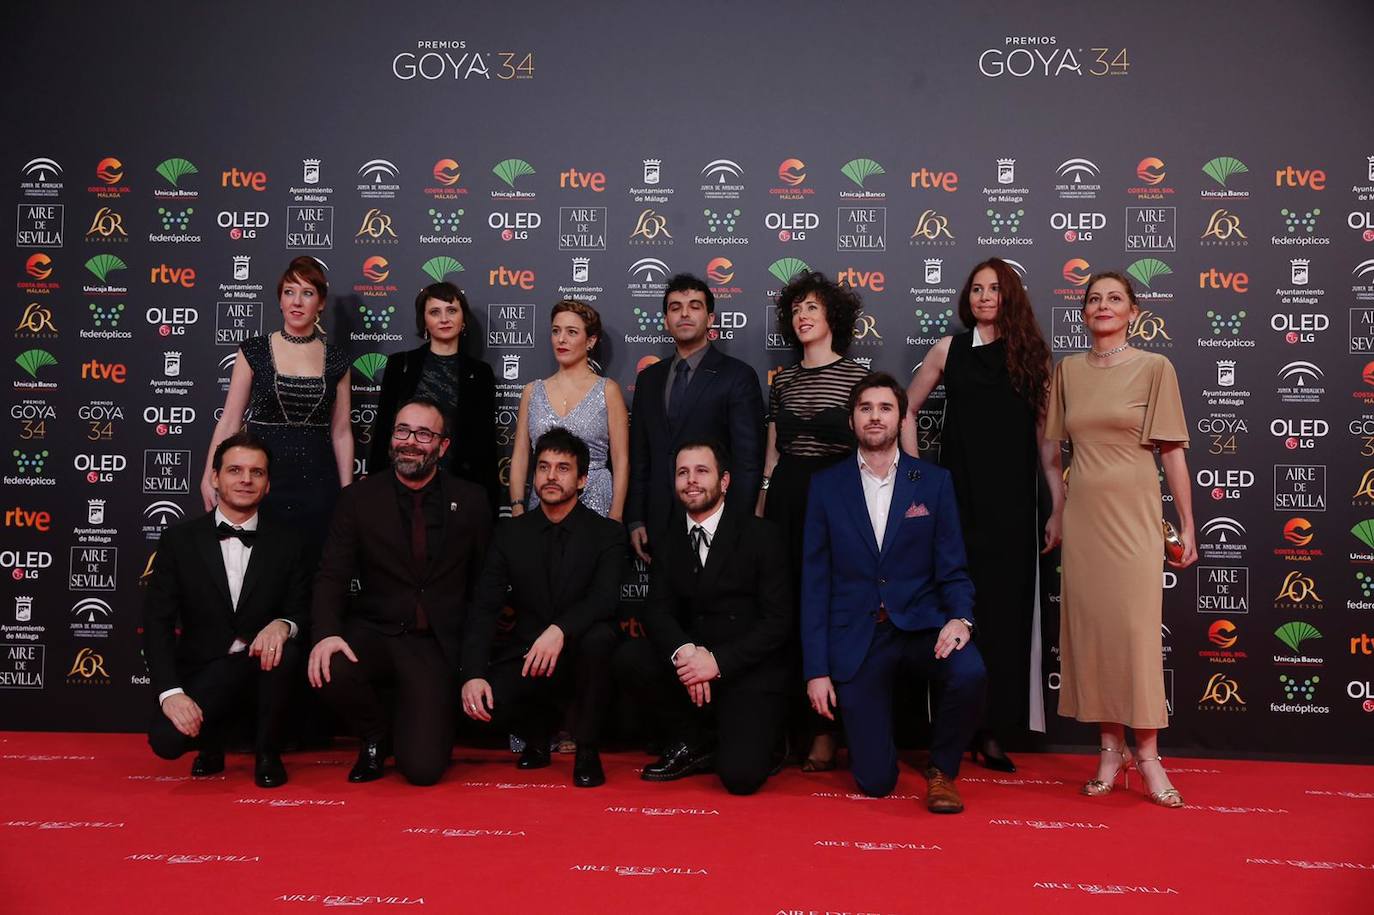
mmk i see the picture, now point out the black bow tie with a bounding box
[216,521,257,546]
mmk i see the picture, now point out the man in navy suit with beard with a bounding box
[801,372,986,813]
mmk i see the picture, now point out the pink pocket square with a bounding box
[905,502,929,518]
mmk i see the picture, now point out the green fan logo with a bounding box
[1202,156,1248,188]
[85,253,127,283]
[352,353,387,382]
[841,158,885,189]
[156,157,199,188]
[15,348,57,378]
[1274,621,1321,653]
[492,158,535,188]
[1127,258,1173,288]
[421,257,465,282]
[1351,519,1374,550]
[768,257,811,285]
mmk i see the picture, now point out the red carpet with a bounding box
[1,732,1369,914]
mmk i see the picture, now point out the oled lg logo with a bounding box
[144,307,199,337]
[217,210,268,240]
[143,406,196,437]
[74,453,127,484]
[1270,418,1328,450]
[488,211,541,241]
[765,211,818,243]
[3,550,53,581]
[1197,468,1254,501]
[1050,211,1105,242]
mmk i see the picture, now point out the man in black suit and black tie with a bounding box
[142,431,309,788]
[627,273,764,565]
[614,440,792,795]
[461,428,626,787]
[308,398,491,786]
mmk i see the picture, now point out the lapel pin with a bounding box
[908,469,921,482]
[449,501,458,511]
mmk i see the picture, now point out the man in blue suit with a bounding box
[801,372,986,813]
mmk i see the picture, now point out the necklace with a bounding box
[1090,342,1129,359]
[281,329,319,344]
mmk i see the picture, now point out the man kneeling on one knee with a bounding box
[801,372,986,813]
[615,440,791,795]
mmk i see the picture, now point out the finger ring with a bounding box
[954,637,961,645]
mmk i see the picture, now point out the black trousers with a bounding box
[835,621,986,797]
[483,622,618,750]
[148,640,301,759]
[316,622,456,786]
[613,637,784,796]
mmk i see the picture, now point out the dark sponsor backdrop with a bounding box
[3,1,1372,758]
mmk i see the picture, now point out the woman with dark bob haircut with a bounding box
[758,270,869,772]
[902,258,1062,773]
[368,281,499,516]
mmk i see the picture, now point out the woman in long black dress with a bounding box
[758,270,868,771]
[201,256,352,564]
[368,281,499,516]
[901,257,1062,771]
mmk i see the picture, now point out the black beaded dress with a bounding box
[240,334,350,563]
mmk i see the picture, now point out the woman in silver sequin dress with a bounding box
[509,299,628,519]
[200,256,353,562]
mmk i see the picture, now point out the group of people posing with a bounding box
[143,256,1196,814]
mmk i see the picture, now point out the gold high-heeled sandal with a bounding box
[1081,745,1131,796]
[1134,755,1184,808]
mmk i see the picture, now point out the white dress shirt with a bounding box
[858,447,899,550]
[157,509,295,705]
[670,500,726,664]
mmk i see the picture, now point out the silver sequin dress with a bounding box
[526,376,613,517]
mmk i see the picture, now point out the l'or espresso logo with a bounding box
[1197,566,1249,613]
[16,204,64,247]
[629,209,673,246]
[1126,309,1172,348]
[909,209,955,247]
[1200,208,1249,247]
[836,207,886,252]
[66,647,109,685]
[1353,470,1374,508]
[1198,672,1247,711]
[1274,570,1322,609]
[85,206,128,243]
[14,302,57,338]
[355,208,398,244]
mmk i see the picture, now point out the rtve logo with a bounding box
[1198,268,1249,293]
[80,359,127,383]
[221,168,268,191]
[4,507,51,532]
[1274,166,1326,191]
[149,264,196,288]
[488,266,535,290]
[909,168,959,191]
[836,267,886,292]
[558,168,605,192]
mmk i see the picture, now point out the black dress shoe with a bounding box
[572,748,605,788]
[517,743,551,770]
[190,751,225,777]
[254,752,288,789]
[348,741,385,783]
[971,733,1016,773]
[640,741,714,782]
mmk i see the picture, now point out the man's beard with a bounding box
[391,445,441,480]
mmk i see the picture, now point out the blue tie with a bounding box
[668,360,691,425]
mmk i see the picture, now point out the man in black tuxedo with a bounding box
[614,440,792,795]
[461,428,625,787]
[309,398,491,786]
[143,431,308,788]
[627,273,764,565]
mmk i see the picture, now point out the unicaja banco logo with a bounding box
[421,256,464,282]
[1202,156,1249,187]
[15,349,56,378]
[352,353,387,382]
[1274,621,1321,653]
[156,157,198,188]
[84,253,126,283]
[768,257,810,285]
[841,158,885,189]
[492,158,535,188]
[1127,257,1173,288]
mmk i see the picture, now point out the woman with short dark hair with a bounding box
[369,281,499,516]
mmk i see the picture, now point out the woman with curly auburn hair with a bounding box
[901,258,1063,772]
[758,270,869,772]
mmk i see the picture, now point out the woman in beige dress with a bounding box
[1044,271,1196,808]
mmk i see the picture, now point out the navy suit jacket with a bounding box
[800,452,975,683]
[627,344,764,540]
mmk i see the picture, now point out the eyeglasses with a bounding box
[392,425,443,444]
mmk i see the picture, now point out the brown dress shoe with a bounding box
[924,767,964,814]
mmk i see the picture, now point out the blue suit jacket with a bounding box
[800,452,975,683]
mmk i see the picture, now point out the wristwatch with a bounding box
[956,617,975,634]
[760,476,771,491]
